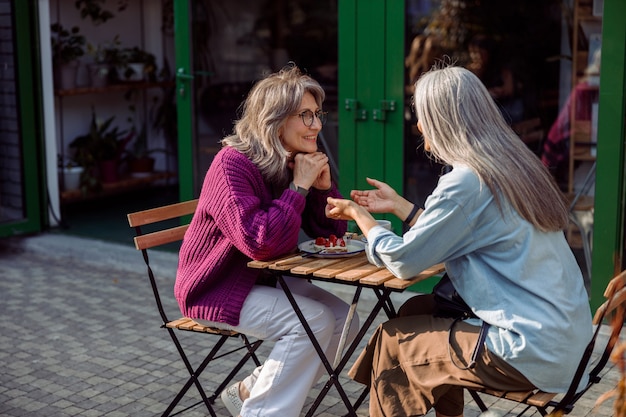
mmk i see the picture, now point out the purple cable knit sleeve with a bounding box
[301,184,347,239]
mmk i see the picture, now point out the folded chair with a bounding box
[567,160,596,282]
[468,268,626,416]
[127,199,263,417]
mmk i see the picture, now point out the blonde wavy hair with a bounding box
[221,65,325,184]
[413,64,568,232]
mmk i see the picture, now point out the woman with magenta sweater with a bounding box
[175,65,357,417]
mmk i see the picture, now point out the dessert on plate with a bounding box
[313,234,348,253]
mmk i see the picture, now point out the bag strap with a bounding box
[448,319,490,370]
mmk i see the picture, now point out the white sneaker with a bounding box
[220,382,243,417]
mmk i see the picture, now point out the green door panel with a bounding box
[339,0,405,233]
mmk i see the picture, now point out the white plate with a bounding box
[298,239,366,258]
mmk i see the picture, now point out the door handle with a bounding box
[176,68,193,97]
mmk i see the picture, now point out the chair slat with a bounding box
[481,388,509,398]
[593,286,626,324]
[165,317,238,336]
[127,199,198,227]
[524,391,556,407]
[503,390,535,402]
[133,224,189,250]
[604,269,626,298]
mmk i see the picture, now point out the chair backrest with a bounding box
[554,269,626,412]
[127,199,199,324]
[568,160,596,212]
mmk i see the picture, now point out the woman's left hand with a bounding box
[312,162,332,191]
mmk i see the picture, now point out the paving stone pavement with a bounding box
[0,232,620,416]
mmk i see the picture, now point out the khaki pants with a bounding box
[348,294,534,417]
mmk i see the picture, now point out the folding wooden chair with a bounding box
[127,199,263,417]
[468,269,626,416]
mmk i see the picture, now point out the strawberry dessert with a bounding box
[313,234,348,253]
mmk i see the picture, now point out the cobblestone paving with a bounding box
[0,233,618,416]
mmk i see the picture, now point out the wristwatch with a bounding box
[289,181,309,197]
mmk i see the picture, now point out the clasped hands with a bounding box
[289,152,331,191]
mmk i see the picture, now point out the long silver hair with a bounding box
[413,65,568,231]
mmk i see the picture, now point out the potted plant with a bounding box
[104,45,157,82]
[57,155,84,191]
[50,23,86,89]
[85,40,115,87]
[123,105,168,176]
[70,108,130,186]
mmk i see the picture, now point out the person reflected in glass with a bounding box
[175,64,358,417]
[327,64,592,417]
[542,50,601,189]
[466,34,524,124]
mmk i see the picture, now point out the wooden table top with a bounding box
[248,252,444,291]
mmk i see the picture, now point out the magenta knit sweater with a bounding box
[175,146,347,326]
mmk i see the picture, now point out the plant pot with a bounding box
[129,156,155,177]
[98,160,119,183]
[59,166,84,191]
[87,63,110,88]
[54,61,80,90]
[116,63,145,82]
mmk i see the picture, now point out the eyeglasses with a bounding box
[293,109,328,127]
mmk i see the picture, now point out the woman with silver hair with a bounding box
[175,64,358,417]
[328,65,591,417]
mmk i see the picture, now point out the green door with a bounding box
[173,0,341,202]
[173,0,194,202]
[0,1,44,237]
[338,0,405,232]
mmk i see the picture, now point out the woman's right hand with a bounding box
[291,152,329,190]
[350,177,403,214]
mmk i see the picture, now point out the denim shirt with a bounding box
[366,164,592,393]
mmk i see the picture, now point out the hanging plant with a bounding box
[74,0,129,25]
[50,23,85,66]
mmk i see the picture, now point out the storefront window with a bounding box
[403,0,601,281]
[404,0,565,201]
[189,0,338,192]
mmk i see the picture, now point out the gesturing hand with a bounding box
[350,177,400,213]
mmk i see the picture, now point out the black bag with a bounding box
[432,274,476,319]
[432,274,489,370]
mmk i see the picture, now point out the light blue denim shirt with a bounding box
[366,164,592,393]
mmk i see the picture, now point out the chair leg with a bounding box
[208,337,264,402]
[161,330,264,417]
[468,389,489,412]
[162,329,232,417]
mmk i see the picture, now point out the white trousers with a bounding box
[198,277,359,417]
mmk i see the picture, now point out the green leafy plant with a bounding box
[70,108,129,167]
[86,35,119,64]
[51,23,86,66]
[74,0,128,25]
[104,45,157,81]
[69,108,130,189]
[122,104,169,174]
